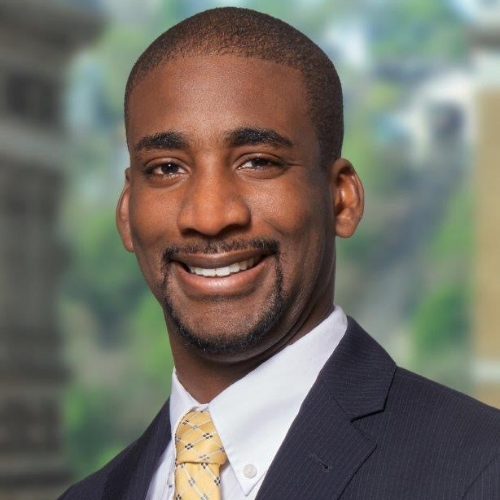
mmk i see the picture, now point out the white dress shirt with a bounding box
[146,305,348,500]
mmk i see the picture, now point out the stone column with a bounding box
[471,9,500,409]
[0,1,102,498]
[474,89,500,408]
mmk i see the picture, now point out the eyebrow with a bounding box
[135,131,189,152]
[134,126,294,153]
[224,127,294,149]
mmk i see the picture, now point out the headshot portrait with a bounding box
[0,2,499,500]
[55,6,500,500]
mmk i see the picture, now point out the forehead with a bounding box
[126,55,316,149]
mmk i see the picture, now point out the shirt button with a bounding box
[243,464,257,478]
[168,472,174,488]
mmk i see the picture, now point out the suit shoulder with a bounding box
[361,366,500,493]
[394,367,500,417]
[57,440,138,500]
[390,366,500,449]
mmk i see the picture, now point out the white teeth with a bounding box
[201,268,216,277]
[188,257,260,277]
[215,266,231,277]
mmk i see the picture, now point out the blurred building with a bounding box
[349,1,500,407]
[0,1,102,499]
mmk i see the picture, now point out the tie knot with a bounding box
[175,410,227,466]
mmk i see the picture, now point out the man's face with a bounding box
[119,55,359,361]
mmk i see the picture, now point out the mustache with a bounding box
[161,237,280,262]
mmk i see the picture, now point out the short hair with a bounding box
[125,7,343,165]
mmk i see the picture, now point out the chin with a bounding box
[163,296,286,357]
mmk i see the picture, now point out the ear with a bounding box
[328,158,364,238]
[116,168,135,252]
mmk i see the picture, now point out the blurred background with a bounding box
[1,0,499,498]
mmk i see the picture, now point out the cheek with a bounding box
[129,189,176,247]
[128,189,179,284]
[254,173,331,238]
[251,176,332,284]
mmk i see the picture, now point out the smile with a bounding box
[171,251,272,297]
[187,256,263,277]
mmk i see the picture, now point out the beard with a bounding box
[159,237,287,355]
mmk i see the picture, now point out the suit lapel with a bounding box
[256,317,396,500]
[103,399,171,500]
[255,381,376,500]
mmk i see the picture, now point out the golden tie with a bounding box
[174,410,227,500]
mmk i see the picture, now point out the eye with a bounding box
[147,161,186,178]
[239,157,285,171]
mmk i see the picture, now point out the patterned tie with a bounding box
[174,410,227,500]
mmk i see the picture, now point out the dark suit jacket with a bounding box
[58,317,500,499]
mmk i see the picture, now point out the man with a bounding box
[59,7,500,500]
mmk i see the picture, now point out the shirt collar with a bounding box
[170,305,347,495]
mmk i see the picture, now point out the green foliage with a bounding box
[64,209,146,343]
[128,292,173,391]
[412,285,469,354]
[65,386,126,477]
[410,187,473,392]
[431,185,472,259]
[410,284,471,392]
[371,0,466,60]
[62,292,173,478]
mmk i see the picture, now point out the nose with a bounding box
[177,164,251,237]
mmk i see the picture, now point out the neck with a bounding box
[168,298,334,403]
